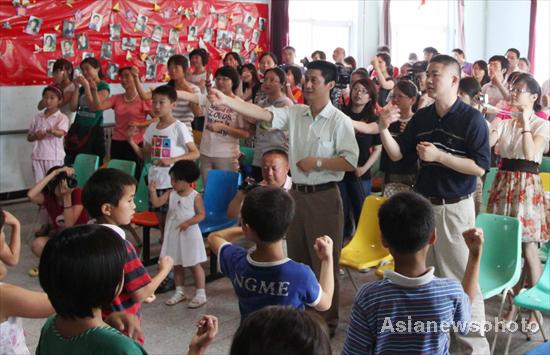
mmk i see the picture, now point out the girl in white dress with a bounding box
[149,160,207,308]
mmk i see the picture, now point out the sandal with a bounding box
[187,295,207,309]
[165,291,186,306]
[28,267,39,277]
[144,294,156,304]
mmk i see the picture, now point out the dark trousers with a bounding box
[338,177,371,242]
[287,186,343,330]
[111,140,143,180]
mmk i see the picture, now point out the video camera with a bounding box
[238,178,261,193]
[334,63,352,89]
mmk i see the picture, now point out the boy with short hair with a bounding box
[208,187,334,320]
[342,192,483,354]
[82,168,173,342]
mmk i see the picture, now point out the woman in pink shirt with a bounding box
[91,66,153,178]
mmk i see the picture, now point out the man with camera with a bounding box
[227,148,292,220]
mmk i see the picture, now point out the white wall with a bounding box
[484,0,530,59]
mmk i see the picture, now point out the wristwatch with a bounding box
[315,158,323,170]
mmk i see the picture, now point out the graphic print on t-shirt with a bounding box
[207,105,235,137]
[152,135,171,158]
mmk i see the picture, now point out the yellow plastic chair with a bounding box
[340,195,392,291]
[540,172,550,192]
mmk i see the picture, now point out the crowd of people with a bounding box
[0,41,548,354]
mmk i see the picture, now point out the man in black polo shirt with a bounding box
[379,54,491,354]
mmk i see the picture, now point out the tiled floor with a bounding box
[1,200,548,355]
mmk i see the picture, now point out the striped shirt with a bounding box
[172,83,200,131]
[342,267,470,355]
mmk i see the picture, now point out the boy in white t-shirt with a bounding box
[132,85,200,236]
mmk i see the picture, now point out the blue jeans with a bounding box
[338,177,371,243]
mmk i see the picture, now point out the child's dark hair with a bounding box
[167,54,189,71]
[152,85,178,103]
[169,160,200,183]
[230,306,332,355]
[82,168,137,219]
[241,187,295,242]
[378,192,435,253]
[285,65,302,85]
[39,224,126,319]
[42,84,64,101]
[80,57,104,79]
[43,165,65,196]
[306,61,338,84]
[52,58,73,78]
[215,65,241,93]
[189,48,209,66]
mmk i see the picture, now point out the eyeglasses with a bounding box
[509,87,530,95]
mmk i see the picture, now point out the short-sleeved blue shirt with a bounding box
[219,243,322,320]
[396,99,490,198]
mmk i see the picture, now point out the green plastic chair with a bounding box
[195,175,204,193]
[540,157,550,173]
[73,153,99,188]
[134,164,151,213]
[239,146,254,167]
[481,167,498,213]
[108,159,136,177]
[476,213,522,353]
[504,258,550,353]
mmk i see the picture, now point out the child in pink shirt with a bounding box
[27,85,69,182]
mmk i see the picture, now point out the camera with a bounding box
[300,57,309,66]
[334,63,351,89]
[238,178,260,193]
[55,171,78,189]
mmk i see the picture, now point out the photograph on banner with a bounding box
[62,20,75,38]
[203,28,213,42]
[101,43,113,60]
[235,25,245,41]
[24,16,43,36]
[152,25,163,42]
[135,14,148,32]
[43,34,56,52]
[259,17,266,31]
[243,13,256,28]
[146,61,156,80]
[61,40,74,58]
[188,26,198,41]
[82,52,95,60]
[216,30,233,50]
[155,44,172,64]
[106,63,119,80]
[122,37,137,51]
[110,24,121,41]
[217,14,227,29]
[140,37,152,54]
[89,12,103,32]
[249,51,257,65]
[251,30,260,44]
[47,60,56,77]
[168,29,180,45]
[232,41,242,53]
[77,33,88,50]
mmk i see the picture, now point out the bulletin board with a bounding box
[0,0,269,86]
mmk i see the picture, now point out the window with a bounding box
[391,1,451,66]
[289,0,358,62]
[534,0,549,83]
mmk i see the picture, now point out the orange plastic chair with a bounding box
[131,211,159,266]
[340,195,392,291]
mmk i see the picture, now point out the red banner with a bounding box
[0,0,269,86]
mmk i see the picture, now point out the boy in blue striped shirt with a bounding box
[343,192,483,355]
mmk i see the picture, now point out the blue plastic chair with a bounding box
[73,153,99,188]
[476,213,522,353]
[199,170,240,234]
[107,159,136,177]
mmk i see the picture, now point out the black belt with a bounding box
[292,182,336,193]
[500,158,539,174]
[428,194,471,206]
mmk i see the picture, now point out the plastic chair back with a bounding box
[203,170,240,217]
[340,196,391,270]
[73,153,99,188]
[540,172,550,192]
[476,213,522,299]
[481,167,497,212]
[108,159,136,177]
[541,157,550,173]
[134,164,151,213]
[513,253,550,313]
